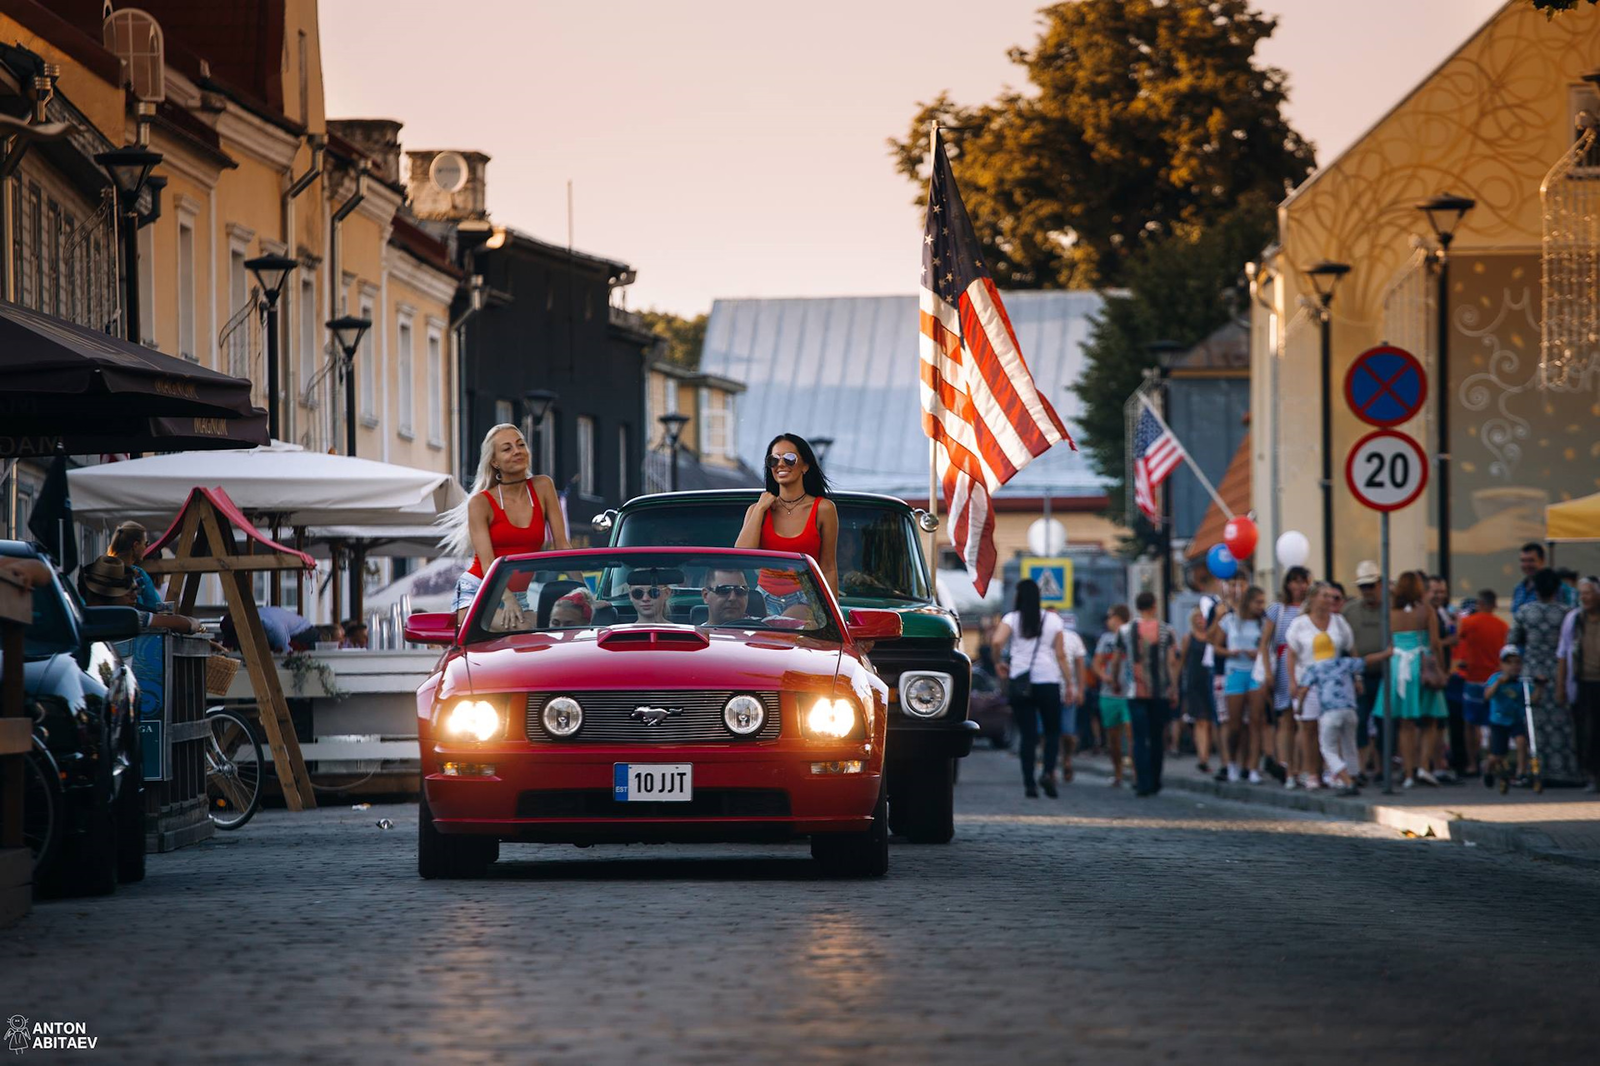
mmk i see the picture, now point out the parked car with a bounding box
[599,491,976,844]
[968,667,1011,749]
[0,541,145,895]
[406,546,897,878]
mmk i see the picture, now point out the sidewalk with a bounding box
[1072,750,1600,868]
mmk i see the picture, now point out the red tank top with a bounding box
[466,481,545,578]
[758,497,822,595]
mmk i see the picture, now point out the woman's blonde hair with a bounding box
[436,422,524,557]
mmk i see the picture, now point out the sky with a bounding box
[321,0,1509,317]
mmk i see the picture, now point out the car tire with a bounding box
[417,787,495,879]
[116,724,146,884]
[811,779,889,878]
[23,747,64,889]
[902,758,956,844]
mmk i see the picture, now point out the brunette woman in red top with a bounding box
[735,433,839,615]
[439,422,570,623]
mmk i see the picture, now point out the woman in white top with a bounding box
[1284,583,1355,788]
[1210,584,1267,783]
[991,579,1073,798]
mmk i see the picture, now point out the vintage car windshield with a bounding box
[615,500,929,602]
[472,550,841,639]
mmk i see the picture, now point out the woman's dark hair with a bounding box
[1532,567,1560,600]
[762,433,831,499]
[1013,579,1042,639]
[1281,566,1311,603]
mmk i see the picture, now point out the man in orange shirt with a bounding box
[1456,589,1510,776]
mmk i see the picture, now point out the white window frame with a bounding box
[396,312,415,440]
[298,273,319,408]
[426,323,444,447]
[228,244,250,381]
[618,423,629,501]
[494,398,514,427]
[699,387,732,459]
[576,415,595,496]
[358,295,378,424]
[176,213,196,361]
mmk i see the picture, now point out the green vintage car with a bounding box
[599,490,976,843]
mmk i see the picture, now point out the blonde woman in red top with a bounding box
[735,433,839,615]
[439,423,570,623]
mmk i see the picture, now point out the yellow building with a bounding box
[1249,0,1600,597]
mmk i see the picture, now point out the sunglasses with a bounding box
[766,453,800,470]
[707,584,749,596]
[629,587,667,600]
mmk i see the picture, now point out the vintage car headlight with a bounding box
[723,694,766,736]
[542,696,584,737]
[898,671,953,719]
[804,697,859,739]
[444,699,502,742]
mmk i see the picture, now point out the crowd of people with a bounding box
[989,542,1600,800]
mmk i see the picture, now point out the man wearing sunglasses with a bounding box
[702,568,755,626]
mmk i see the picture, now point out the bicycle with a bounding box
[204,705,265,829]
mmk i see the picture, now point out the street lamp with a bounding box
[246,253,298,441]
[659,412,690,492]
[810,436,835,464]
[1146,339,1187,621]
[523,388,558,476]
[94,144,163,344]
[327,314,372,457]
[1304,259,1351,581]
[1415,193,1475,590]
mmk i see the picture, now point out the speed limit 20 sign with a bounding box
[1345,430,1428,512]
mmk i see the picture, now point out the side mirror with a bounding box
[591,510,616,534]
[915,509,939,533]
[81,606,142,642]
[404,612,460,646]
[846,608,902,643]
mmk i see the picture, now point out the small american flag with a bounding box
[1132,403,1184,524]
[919,130,1073,595]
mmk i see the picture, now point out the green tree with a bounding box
[638,309,708,370]
[890,0,1313,289]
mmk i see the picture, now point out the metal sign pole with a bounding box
[1380,510,1395,794]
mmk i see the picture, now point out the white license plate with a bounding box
[613,763,693,802]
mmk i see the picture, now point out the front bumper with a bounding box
[425,741,881,844]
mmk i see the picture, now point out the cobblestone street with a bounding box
[2,747,1595,1064]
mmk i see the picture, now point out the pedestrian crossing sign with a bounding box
[1021,557,1073,609]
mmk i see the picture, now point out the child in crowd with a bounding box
[1481,646,1530,790]
[1296,653,1369,795]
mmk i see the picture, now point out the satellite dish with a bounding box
[429,152,468,194]
[103,8,166,103]
[1026,518,1067,556]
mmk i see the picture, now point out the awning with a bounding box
[1547,491,1600,543]
[1,411,270,458]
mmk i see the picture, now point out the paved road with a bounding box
[4,748,1596,1064]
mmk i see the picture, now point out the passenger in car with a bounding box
[701,568,754,625]
[627,568,678,624]
[549,589,595,628]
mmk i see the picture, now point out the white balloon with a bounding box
[1276,530,1310,569]
[1026,518,1068,556]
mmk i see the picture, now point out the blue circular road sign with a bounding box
[1344,345,1427,428]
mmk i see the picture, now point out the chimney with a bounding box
[406,149,490,222]
[326,119,404,185]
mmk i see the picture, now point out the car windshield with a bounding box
[615,500,929,602]
[24,573,79,658]
[471,550,841,640]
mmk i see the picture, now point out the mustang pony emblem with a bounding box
[630,706,684,726]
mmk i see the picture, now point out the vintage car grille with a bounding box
[524,691,783,742]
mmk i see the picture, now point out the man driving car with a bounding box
[702,568,754,625]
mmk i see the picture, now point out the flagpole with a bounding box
[1136,390,1232,520]
[926,120,941,583]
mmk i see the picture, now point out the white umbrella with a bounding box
[67,440,465,529]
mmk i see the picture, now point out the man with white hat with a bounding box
[1342,560,1387,781]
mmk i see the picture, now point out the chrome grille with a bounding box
[525,691,783,742]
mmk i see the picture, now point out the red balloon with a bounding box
[1223,515,1258,561]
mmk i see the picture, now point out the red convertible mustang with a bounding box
[404,547,900,878]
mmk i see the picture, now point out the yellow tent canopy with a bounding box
[1547,491,1600,542]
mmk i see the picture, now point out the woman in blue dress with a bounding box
[1373,570,1447,788]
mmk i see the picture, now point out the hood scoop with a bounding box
[597,627,711,651]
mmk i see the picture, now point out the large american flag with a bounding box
[1132,402,1184,524]
[919,130,1073,595]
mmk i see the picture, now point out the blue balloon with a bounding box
[1206,543,1238,579]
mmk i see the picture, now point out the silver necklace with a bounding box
[775,492,809,515]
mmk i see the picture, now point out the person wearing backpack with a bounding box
[1114,591,1181,796]
[992,579,1074,798]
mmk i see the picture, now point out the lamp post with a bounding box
[522,388,558,477]
[1416,193,1475,591]
[1304,259,1351,581]
[1146,339,1187,623]
[246,253,298,441]
[810,436,835,464]
[94,144,163,344]
[659,413,690,492]
[327,314,372,457]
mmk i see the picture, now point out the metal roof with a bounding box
[700,291,1109,500]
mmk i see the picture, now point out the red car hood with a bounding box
[438,625,846,699]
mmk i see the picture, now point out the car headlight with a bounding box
[444,699,502,742]
[723,694,766,736]
[804,697,859,739]
[542,696,584,737]
[898,671,953,719]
